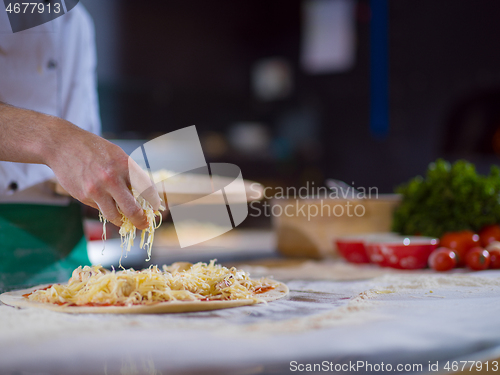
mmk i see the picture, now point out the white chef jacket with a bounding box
[0,3,100,203]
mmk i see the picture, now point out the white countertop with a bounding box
[1,266,500,375]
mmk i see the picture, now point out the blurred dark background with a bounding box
[82,0,500,193]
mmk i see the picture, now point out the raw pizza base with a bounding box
[0,281,288,314]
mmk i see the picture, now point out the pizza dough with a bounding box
[0,280,288,314]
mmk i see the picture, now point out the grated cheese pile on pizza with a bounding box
[26,260,278,307]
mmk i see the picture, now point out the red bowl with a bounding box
[365,236,438,269]
[336,235,371,263]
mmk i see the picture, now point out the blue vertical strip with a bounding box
[60,0,68,14]
[369,0,389,138]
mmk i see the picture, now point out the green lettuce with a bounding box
[392,159,500,238]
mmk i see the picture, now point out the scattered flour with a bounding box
[1,267,499,341]
[370,274,500,291]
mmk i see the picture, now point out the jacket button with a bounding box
[8,181,18,192]
[47,59,58,69]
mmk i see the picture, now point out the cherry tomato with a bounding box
[479,224,500,247]
[486,242,500,269]
[440,231,480,267]
[428,247,457,271]
[465,247,490,270]
[488,249,500,269]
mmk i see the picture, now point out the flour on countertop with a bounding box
[370,273,500,291]
[1,270,499,342]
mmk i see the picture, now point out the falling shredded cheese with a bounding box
[27,260,276,306]
[99,189,163,264]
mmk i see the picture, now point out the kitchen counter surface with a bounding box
[1,259,500,375]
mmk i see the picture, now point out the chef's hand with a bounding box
[0,102,161,230]
[47,126,162,230]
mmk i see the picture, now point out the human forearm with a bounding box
[0,102,161,229]
[0,102,66,165]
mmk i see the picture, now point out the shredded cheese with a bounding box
[27,260,276,306]
[102,169,194,263]
[99,189,163,264]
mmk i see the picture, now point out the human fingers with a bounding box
[140,184,162,212]
[128,158,161,211]
[110,184,149,230]
[95,196,124,228]
[82,199,100,211]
